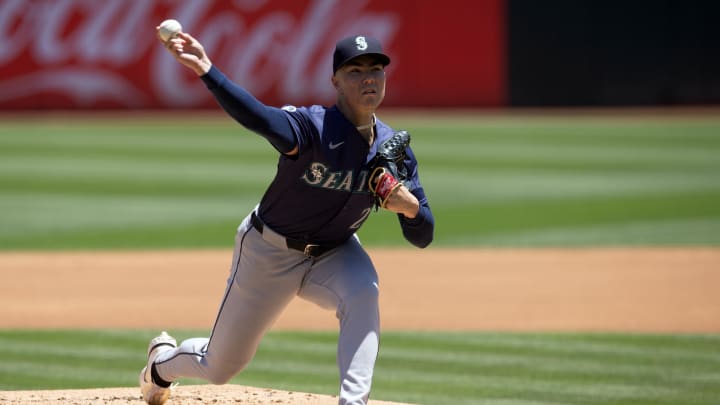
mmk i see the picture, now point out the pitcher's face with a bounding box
[332,55,386,112]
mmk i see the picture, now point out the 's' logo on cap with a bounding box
[355,36,368,51]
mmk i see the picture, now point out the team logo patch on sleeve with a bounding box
[281,105,297,112]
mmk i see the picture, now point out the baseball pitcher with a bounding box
[140,27,434,405]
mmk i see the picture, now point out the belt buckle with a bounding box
[303,244,319,257]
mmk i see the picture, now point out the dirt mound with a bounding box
[1,248,719,404]
[1,248,719,331]
[0,384,411,404]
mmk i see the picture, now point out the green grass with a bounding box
[0,330,719,404]
[1,112,719,249]
[1,112,719,402]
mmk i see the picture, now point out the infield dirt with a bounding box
[1,248,719,403]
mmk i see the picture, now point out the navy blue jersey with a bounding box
[200,66,434,248]
[258,105,425,245]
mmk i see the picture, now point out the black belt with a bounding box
[250,212,334,258]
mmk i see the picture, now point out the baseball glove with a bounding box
[368,130,412,209]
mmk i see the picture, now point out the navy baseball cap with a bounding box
[333,35,391,74]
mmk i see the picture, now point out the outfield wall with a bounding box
[0,0,504,109]
[507,0,720,106]
[1,0,718,109]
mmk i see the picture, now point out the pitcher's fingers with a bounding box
[155,26,167,43]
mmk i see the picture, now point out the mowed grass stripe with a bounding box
[0,219,248,250]
[361,190,720,246]
[378,334,720,377]
[0,152,271,173]
[0,121,263,147]
[407,120,720,173]
[467,217,720,246]
[0,123,272,213]
[372,333,720,404]
[381,331,720,359]
[0,139,272,163]
[0,119,272,248]
[0,121,274,180]
[373,332,720,403]
[253,333,712,377]
[419,142,720,168]
[376,373,683,404]
[0,361,127,388]
[0,159,274,195]
[0,175,268,197]
[0,193,256,234]
[377,345,720,375]
[0,330,148,388]
[0,330,718,404]
[0,154,274,183]
[423,170,719,202]
[401,119,720,142]
[2,114,720,248]
[2,341,139,361]
[376,347,720,395]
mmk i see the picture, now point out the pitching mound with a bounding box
[0,384,412,404]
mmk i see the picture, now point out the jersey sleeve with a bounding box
[200,66,297,154]
[397,146,434,248]
[277,105,317,154]
[398,189,434,248]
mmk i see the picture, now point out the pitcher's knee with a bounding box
[205,370,234,385]
[340,284,379,317]
[204,358,251,385]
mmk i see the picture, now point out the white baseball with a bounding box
[158,19,182,42]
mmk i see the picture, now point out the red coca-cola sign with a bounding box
[0,0,505,109]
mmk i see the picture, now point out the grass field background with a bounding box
[1,110,719,404]
[1,330,719,404]
[1,111,719,249]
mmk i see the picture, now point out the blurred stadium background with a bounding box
[1,1,719,404]
[2,0,719,110]
[2,0,719,249]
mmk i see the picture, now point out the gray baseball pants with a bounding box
[153,210,380,405]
